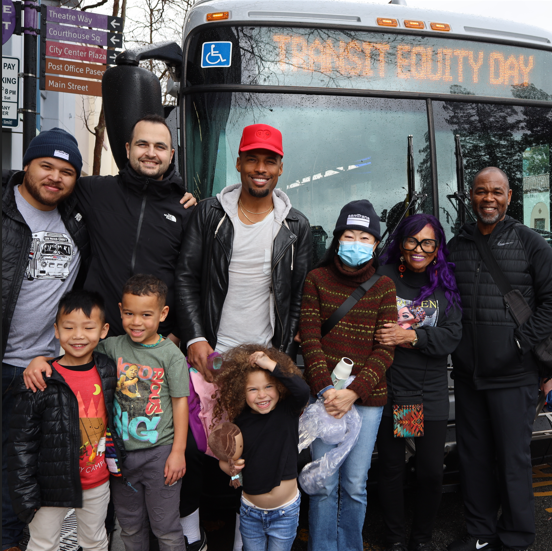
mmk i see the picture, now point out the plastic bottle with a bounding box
[331,357,354,390]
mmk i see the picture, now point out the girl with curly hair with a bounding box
[212,344,310,551]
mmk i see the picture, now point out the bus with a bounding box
[102,0,552,471]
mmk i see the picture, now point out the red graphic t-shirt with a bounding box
[54,360,109,490]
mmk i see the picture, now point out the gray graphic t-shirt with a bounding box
[4,186,81,367]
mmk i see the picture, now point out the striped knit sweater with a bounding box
[300,257,397,407]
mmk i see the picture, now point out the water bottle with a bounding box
[331,357,354,390]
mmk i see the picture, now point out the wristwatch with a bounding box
[411,332,418,347]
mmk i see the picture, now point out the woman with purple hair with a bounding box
[374,213,462,551]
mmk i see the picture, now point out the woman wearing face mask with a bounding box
[299,200,397,551]
[375,214,462,551]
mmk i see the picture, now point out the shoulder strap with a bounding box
[473,228,514,296]
[321,274,380,338]
[473,227,532,326]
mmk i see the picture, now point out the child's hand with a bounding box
[250,351,277,371]
[164,451,186,486]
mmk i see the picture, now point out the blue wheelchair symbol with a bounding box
[201,42,232,68]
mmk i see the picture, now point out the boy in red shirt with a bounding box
[7,290,123,551]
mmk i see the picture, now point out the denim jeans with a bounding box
[307,404,383,551]
[2,364,26,550]
[240,492,301,551]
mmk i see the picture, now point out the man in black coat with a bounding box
[2,128,87,551]
[446,167,552,551]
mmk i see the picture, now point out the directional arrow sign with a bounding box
[46,6,123,33]
[45,58,106,80]
[46,22,122,49]
[45,41,118,65]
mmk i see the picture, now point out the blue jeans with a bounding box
[2,364,26,550]
[308,405,383,551]
[240,492,301,551]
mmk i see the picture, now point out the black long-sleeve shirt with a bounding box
[234,364,310,495]
[377,264,463,420]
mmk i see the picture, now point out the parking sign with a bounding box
[2,56,20,128]
[201,42,232,68]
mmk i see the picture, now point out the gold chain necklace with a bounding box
[239,201,274,224]
[239,200,274,214]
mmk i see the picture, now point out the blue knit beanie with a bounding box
[23,127,82,178]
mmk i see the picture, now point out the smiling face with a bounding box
[470,169,512,234]
[119,292,169,345]
[20,157,77,211]
[245,370,280,414]
[126,121,174,180]
[400,224,439,273]
[55,307,109,366]
[236,149,283,198]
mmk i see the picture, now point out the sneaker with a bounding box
[447,535,502,551]
[185,527,207,551]
[503,548,526,551]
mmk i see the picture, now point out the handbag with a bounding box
[321,274,380,338]
[473,228,552,379]
[392,390,424,438]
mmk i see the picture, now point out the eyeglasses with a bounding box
[402,237,438,253]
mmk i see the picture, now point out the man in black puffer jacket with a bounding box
[446,167,552,551]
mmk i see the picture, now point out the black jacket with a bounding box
[447,216,552,389]
[175,191,311,356]
[7,352,125,524]
[76,163,191,337]
[2,171,89,358]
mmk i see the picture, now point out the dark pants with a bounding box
[179,428,204,517]
[2,364,26,550]
[455,380,537,549]
[377,416,448,546]
[111,445,185,551]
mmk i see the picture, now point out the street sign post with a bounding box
[39,5,124,98]
[2,56,20,127]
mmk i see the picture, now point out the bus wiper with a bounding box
[447,135,476,223]
[378,135,427,256]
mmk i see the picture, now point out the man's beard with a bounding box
[247,186,271,198]
[22,172,67,207]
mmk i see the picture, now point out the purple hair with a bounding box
[380,214,461,314]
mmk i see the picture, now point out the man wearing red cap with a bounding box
[174,123,311,549]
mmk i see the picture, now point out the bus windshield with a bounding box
[185,25,552,246]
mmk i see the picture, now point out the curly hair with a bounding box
[212,344,303,425]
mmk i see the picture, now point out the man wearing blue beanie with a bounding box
[2,127,88,551]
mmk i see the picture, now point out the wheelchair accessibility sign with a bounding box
[201,42,232,68]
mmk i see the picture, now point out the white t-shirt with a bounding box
[216,211,275,353]
[4,187,81,367]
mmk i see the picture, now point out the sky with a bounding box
[379,0,552,34]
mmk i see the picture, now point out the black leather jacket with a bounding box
[448,216,552,389]
[7,352,125,524]
[175,192,311,356]
[2,171,89,358]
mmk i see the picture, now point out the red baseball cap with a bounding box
[238,124,284,157]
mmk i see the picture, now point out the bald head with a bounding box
[469,166,512,235]
[472,167,509,190]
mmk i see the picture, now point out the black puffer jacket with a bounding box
[2,171,89,357]
[7,352,125,524]
[448,216,552,389]
[175,189,311,356]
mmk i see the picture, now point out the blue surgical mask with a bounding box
[338,241,374,267]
